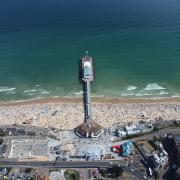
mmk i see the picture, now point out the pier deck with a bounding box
[84,81,92,126]
[75,54,103,138]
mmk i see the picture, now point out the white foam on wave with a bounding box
[0,87,16,93]
[75,91,83,95]
[39,89,50,95]
[159,90,169,95]
[121,92,135,96]
[127,86,137,91]
[24,89,37,93]
[135,90,169,97]
[145,83,166,91]
[23,89,37,97]
[23,88,51,97]
[91,94,104,97]
[135,93,151,97]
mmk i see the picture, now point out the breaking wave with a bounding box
[121,83,171,97]
[144,83,166,91]
[159,90,169,95]
[0,87,16,93]
[127,86,137,91]
[24,89,37,93]
[39,89,50,95]
[0,82,177,101]
[75,91,83,95]
[23,88,50,97]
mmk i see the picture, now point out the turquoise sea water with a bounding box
[0,0,180,100]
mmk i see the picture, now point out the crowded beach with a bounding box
[0,97,179,130]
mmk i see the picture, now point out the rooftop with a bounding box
[75,122,103,138]
[84,65,92,77]
[136,140,155,154]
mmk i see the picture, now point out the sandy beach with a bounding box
[0,97,179,130]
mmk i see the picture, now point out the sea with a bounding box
[0,0,180,101]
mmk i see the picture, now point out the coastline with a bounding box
[0,96,179,130]
[0,96,180,106]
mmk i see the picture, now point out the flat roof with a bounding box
[84,61,91,67]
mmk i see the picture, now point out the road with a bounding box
[133,126,180,141]
[0,161,111,168]
[0,160,148,179]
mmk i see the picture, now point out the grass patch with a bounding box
[64,170,80,180]
[100,166,123,178]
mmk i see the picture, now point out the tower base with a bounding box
[75,122,103,138]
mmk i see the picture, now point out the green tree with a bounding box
[64,170,80,180]
[0,138,3,144]
[0,132,4,137]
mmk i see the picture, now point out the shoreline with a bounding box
[0,96,179,130]
[0,96,180,106]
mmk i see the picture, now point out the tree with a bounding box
[0,138,3,144]
[64,170,80,180]
[0,132,4,137]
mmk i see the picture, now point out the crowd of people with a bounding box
[0,99,179,130]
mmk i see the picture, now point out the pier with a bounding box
[84,81,92,126]
[75,52,103,138]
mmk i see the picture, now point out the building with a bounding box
[115,123,153,137]
[111,141,134,156]
[136,140,155,154]
[151,141,168,155]
[76,123,103,138]
[116,128,127,137]
[173,134,180,165]
[136,140,154,164]
[125,123,153,135]
[121,141,134,156]
[136,140,168,170]
[149,153,168,169]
